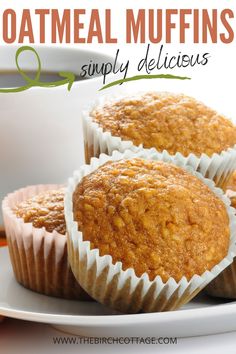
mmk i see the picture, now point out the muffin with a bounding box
[90,92,236,157]
[65,150,236,313]
[2,185,90,300]
[83,92,236,188]
[74,159,229,281]
[205,170,236,299]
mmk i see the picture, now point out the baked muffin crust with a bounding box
[73,158,229,282]
[91,92,236,157]
[14,189,66,235]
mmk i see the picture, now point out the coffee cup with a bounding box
[0,45,118,227]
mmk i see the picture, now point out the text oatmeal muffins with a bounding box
[83,92,236,189]
[65,150,236,313]
[2,185,90,300]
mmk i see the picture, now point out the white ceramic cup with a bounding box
[0,45,117,226]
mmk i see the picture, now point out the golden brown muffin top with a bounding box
[91,92,236,157]
[73,158,229,282]
[14,188,66,235]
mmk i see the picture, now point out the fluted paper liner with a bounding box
[2,185,91,300]
[82,93,236,189]
[65,149,236,313]
[205,259,236,299]
[205,191,236,299]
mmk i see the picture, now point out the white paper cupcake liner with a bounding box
[65,149,236,313]
[205,258,236,299]
[2,184,91,300]
[205,195,236,299]
[82,93,236,189]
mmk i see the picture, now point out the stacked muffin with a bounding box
[2,185,90,300]
[83,92,236,189]
[3,92,236,312]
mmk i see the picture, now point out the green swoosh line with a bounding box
[0,46,75,93]
[0,72,75,93]
[21,71,76,90]
[99,74,191,91]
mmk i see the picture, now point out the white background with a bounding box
[1,318,236,354]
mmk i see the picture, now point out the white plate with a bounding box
[1,247,236,338]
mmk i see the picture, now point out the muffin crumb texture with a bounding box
[91,92,236,157]
[14,189,66,235]
[73,158,229,282]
